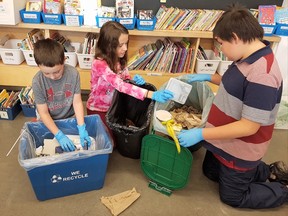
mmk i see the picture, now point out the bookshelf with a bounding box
[0,22,281,91]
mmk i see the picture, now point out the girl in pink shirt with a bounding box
[86,21,173,138]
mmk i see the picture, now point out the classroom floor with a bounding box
[0,111,287,216]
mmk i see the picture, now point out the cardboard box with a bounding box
[0,0,26,25]
[19,115,113,201]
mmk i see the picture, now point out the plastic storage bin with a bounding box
[261,24,276,36]
[116,17,136,30]
[0,0,26,25]
[141,134,193,196]
[96,16,116,28]
[136,17,156,31]
[275,23,288,36]
[106,81,156,159]
[20,9,42,23]
[65,42,81,67]
[41,13,62,25]
[21,49,37,66]
[62,14,83,26]
[20,104,36,117]
[195,50,220,74]
[0,100,21,120]
[217,60,233,76]
[18,115,113,201]
[76,52,94,69]
[0,39,25,65]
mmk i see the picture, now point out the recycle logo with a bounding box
[51,174,62,183]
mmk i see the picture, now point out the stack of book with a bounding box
[21,29,45,50]
[0,89,20,109]
[128,38,195,73]
[82,33,98,54]
[50,32,76,52]
[154,6,224,31]
[18,86,34,105]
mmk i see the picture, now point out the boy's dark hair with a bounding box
[34,38,65,67]
[213,3,264,43]
[95,21,129,72]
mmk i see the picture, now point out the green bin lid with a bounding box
[140,134,193,191]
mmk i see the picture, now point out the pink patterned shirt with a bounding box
[86,59,147,112]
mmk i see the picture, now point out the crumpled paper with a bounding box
[100,187,140,216]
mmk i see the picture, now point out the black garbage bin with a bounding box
[106,81,156,159]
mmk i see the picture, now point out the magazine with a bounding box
[116,0,134,18]
[137,10,153,20]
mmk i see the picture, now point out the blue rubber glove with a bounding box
[152,89,174,103]
[55,130,75,152]
[133,74,146,85]
[77,123,91,149]
[187,74,211,83]
[177,128,204,147]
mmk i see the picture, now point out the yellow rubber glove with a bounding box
[162,119,181,153]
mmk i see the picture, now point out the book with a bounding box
[0,89,9,103]
[172,9,190,30]
[160,8,180,30]
[154,5,168,29]
[151,49,164,71]
[129,44,154,70]
[98,6,116,17]
[258,5,276,25]
[183,10,199,30]
[145,39,164,70]
[156,38,173,72]
[26,29,44,50]
[167,9,185,30]
[64,0,83,15]
[177,10,196,30]
[26,1,42,12]
[116,0,134,18]
[43,0,62,14]
[137,10,153,20]
[156,7,175,30]
[128,45,147,69]
[135,44,157,70]
[275,7,288,24]
[166,43,178,72]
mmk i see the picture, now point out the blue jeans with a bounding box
[202,150,288,209]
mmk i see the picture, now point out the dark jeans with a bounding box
[202,150,288,209]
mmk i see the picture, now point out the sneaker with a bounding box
[269,161,288,185]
